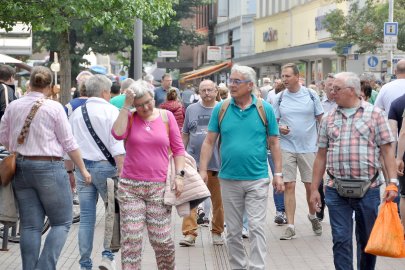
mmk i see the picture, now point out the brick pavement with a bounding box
[1,182,405,270]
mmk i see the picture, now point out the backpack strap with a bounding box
[307,88,316,102]
[159,109,171,154]
[218,98,231,127]
[2,84,9,107]
[256,98,268,129]
[160,109,169,135]
[277,90,284,106]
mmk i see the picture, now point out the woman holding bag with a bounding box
[112,79,185,270]
[0,66,91,270]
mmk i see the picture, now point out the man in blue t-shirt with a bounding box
[199,65,284,270]
[273,63,324,240]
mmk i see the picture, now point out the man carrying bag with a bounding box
[310,72,399,270]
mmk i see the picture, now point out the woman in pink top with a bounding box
[112,80,185,270]
[0,66,91,270]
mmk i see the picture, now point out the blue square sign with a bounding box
[384,22,398,36]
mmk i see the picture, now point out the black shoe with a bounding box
[197,207,205,225]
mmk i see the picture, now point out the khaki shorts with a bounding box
[282,151,316,183]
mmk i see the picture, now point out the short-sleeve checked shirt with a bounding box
[318,100,394,187]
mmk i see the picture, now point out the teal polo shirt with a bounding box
[110,95,125,109]
[208,95,279,180]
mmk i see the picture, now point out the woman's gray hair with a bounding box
[231,64,257,86]
[128,79,155,99]
[85,75,112,97]
[334,72,361,96]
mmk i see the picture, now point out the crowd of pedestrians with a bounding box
[1,60,405,270]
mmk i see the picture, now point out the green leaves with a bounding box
[0,0,175,35]
[324,1,404,54]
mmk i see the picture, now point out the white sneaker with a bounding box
[212,233,224,245]
[99,257,116,270]
[242,227,249,238]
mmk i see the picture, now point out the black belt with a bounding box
[17,154,63,161]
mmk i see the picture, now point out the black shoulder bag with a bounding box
[81,103,116,167]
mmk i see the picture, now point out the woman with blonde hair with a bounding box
[112,80,185,270]
[0,66,90,270]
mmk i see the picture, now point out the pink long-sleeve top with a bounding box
[112,110,185,182]
[0,92,78,156]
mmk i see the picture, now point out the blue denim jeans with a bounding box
[325,186,380,270]
[268,152,284,212]
[13,159,72,270]
[76,159,116,269]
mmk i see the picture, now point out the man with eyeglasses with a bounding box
[322,74,337,114]
[179,79,224,247]
[310,72,398,270]
[199,65,284,270]
[273,63,324,241]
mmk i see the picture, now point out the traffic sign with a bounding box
[384,36,398,44]
[383,43,397,51]
[384,22,398,36]
[50,62,60,72]
[157,51,177,58]
[367,56,379,68]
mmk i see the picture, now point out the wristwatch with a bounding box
[66,169,75,174]
[176,170,185,177]
[274,172,283,177]
[389,178,399,186]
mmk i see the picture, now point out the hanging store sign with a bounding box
[263,28,278,42]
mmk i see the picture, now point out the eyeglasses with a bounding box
[227,78,251,86]
[332,86,352,92]
[134,98,154,109]
[200,88,216,93]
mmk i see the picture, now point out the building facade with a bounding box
[234,0,349,84]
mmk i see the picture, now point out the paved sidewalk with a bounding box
[1,182,405,269]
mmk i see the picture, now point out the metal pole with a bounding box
[134,19,143,80]
[388,0,394,75]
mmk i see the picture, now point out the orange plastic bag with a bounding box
[365,200,405,258]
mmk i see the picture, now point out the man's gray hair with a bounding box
[231,65,256,85]
[144,74,154,82]
[128,79,155,99]
[335,72,361,96]
[120,78,136,92]
[359,72,376,82]
[85,75,112,97]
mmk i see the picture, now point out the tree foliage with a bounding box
[323,0,405,55]
[0,0,175,104]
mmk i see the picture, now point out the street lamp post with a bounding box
[388,0,394,75]
[134,19,143,80]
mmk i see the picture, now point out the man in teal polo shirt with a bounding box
[199,65,284,270]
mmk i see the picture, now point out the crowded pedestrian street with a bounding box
[1,182,405,270]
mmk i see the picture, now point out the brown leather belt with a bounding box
[17,154,63,161]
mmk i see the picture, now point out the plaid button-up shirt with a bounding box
[318,100,395,187]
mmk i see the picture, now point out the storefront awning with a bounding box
[180,61,233,83]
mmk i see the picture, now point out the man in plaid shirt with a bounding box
[310,72,399,270]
